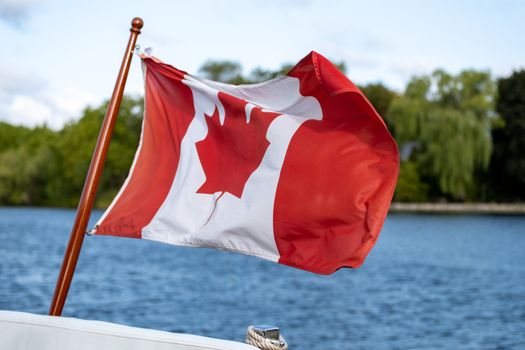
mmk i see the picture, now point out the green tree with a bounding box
[56,96,143,207]
[388,69,495,200]
[359,83,397,128]
[489,70,525,201]
[0,122,32,151]
[0,96,143,207]
[393,161,429,202]
[198,60,247,84]
[0,125,59,205]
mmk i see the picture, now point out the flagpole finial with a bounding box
[131,17,144,33]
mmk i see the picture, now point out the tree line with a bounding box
[0,61,523,207]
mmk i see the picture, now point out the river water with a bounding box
[0,208,524,349]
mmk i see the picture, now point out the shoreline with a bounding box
[389,202,525,215]
[1,203,525,215]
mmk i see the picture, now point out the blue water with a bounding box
[0,208,524,349]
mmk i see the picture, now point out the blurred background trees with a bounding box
[489,70,525,201]
[0,61,523,207]
[0,98,143,207]
[388,69,494,201]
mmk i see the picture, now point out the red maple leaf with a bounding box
[195,92,280,198]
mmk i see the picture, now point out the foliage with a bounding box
[0,96,143,207]
[388,69,495,200]
[0,122,32,151]
[489,70,525,200]
[198,60,245,84]
[55,97,143,207]
[394,161,429,202]
[0,126,59,205]
[359,83,397,120]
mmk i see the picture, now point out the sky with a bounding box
[0,0,524,129]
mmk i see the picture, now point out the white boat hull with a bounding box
[0,310,256,350]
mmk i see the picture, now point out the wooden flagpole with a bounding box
[49,17,143,316]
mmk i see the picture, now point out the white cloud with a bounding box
[0,0,43,27]
[1,86,98,130]
[0,66,47,95]
[51,89,95,116]
[6,95,52,126]
[42,88,98,128]
[0,60,99,129]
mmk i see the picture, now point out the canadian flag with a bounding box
[92,52,399,274]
